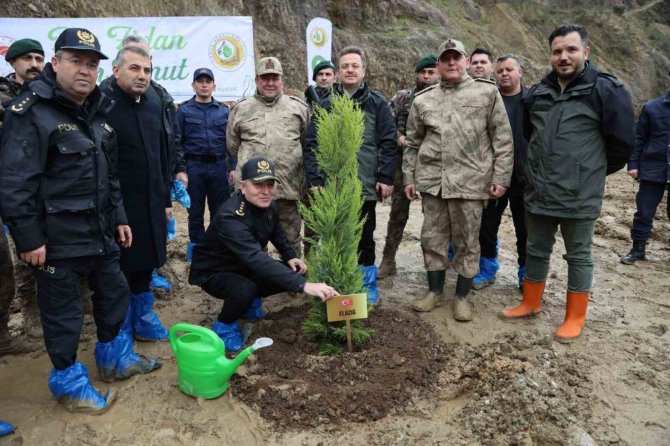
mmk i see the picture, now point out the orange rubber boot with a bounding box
[501,280,545,319]
[554,291,589,343]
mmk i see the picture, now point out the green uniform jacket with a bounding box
[523,62,634,219]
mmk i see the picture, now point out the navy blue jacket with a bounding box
[627,91,670,184]
[178,97,229,158]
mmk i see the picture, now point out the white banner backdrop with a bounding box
[306,17,332,85]
[0,16,256,101]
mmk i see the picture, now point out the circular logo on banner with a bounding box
[309,27,327,47]
[209,34,246,71]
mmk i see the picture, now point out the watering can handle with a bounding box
[168,323,223,356]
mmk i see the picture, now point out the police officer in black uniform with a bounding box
[0,28,160,414]
[189,156,339,351]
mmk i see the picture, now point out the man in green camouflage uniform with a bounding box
[227,57,310,257]
[403,39,513,322]
[378,54,439,278]
[0,39,46,351]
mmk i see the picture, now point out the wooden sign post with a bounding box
[326,293,368,352]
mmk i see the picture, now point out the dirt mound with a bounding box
[231,305,448,430]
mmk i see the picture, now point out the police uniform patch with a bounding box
[77,30,96,47]
[257,160,271,173]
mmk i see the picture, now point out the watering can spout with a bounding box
[219,337,274,380]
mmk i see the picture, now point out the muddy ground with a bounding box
[0,170,668,445]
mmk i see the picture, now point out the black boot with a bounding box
[621,240,646,265]
[455,275,473,298]
[411,270,445,312]
[427,270,446,293]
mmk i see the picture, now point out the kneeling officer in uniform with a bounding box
[0,28,160,414]
[189,157,339,351]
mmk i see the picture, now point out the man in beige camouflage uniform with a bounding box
[378,54,439,278]
[227,57,309,256]
[403,39,513,321]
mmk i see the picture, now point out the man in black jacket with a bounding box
[502,24,634,343]
[100,46,174,342]
[305,46,397,305]
[190,157,339,351]
[0,28,160,414]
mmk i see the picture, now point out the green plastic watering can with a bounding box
[169,323,273,399]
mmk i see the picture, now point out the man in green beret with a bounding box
[377,54,439,278]
[0,38,45,356]
[304,59,336,106]
[0,39,45,116]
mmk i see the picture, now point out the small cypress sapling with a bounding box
[300,95,373,354]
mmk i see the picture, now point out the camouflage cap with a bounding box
[256,56,283,76]
[437,39,467,58]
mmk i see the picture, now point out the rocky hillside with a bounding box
[4,0,670,106]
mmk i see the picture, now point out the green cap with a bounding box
[437,39,467,58]
[415,54,437,72]
[312,60,336,80]
[5,38,44,62]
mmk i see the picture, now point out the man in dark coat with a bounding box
[0,28,160,414]
[189,157,339,351]
[100,46,173,341]
[304,46,397,305]
[621,72,670,264]
[502,24,634,343]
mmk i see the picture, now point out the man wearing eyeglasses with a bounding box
[0,38,46,357]
[0,28,160,414]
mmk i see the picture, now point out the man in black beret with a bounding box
[189,157,339,352]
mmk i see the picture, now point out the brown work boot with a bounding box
[554,291,589,343]
[377,256,397,279]
[22,297,43,339]
[411,291,443,312]
[501,280,545,319]
[0,328,39,355]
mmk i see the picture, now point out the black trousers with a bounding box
[479,184,527,267]
[35,252,129,370]
[631,180,669,242]
[359,200,377,266]
[201,271,285,324]
[124,269,153,294]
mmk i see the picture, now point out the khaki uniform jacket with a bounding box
[227,92,309,200]
[403,74,513,199]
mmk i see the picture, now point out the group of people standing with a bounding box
[0,20,667,428]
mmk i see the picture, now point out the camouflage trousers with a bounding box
[382,166,411,258]
[276,199,303,258]
[421,194,485,278]
[0,218,15,325]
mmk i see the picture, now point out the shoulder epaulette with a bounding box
[9,91,39,115]
[414,83,438,98]
[288,95,308,108]
[474,78,497,85]
[234,200,246,217]
[597,72,623,87]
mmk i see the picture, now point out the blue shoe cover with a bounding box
[212,320,243,352]
[472,256,499,290]
[242,297,266,320]
[150,268,172,291]
[171,179,191,209]
[166,216,176,241]
[95,331,162,383]
[186,242,196,264]
[361,264,379,305]
[447,240,455,262]
[517,266,526,290]
[0,420,15,437]
[48,362,116,414]
[131,292,168,341]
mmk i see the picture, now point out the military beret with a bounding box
[5,38,44,62]
[312,60,336,80]
[415,54,437,72]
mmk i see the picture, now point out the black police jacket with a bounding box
[0,63,126,259]
[189,190,306,292]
